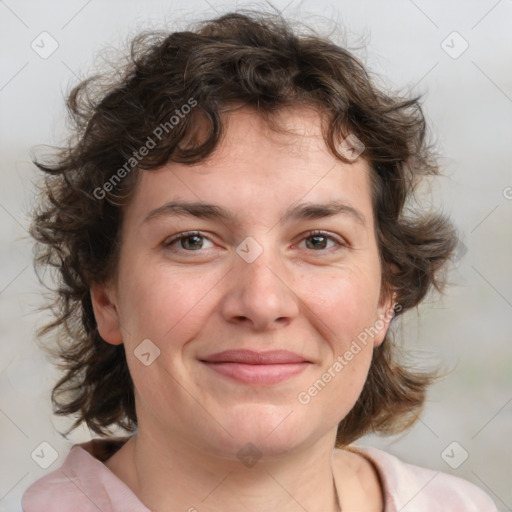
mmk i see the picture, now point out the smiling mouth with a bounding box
[199,349,312,385]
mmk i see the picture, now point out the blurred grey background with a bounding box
[1,0,511,510]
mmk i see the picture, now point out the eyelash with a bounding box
[163,230,347,253]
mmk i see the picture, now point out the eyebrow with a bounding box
[142,199,366,227]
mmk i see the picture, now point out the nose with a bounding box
[219,241,300,331]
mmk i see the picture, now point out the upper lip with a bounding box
[200,349,310,364]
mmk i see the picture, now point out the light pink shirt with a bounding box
[21,437,497,511]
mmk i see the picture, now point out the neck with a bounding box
[114,428,341,512]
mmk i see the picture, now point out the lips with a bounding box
[200,350,311,385]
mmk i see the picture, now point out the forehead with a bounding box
[125,105,374,228]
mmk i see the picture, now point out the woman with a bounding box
[22,9,497,511]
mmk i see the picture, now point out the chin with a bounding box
[206,403,315,460]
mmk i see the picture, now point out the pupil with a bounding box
[181,235,327,251]
[308,235,326,249]
[184,235,202,250]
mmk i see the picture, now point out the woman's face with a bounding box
[92,106,394,458]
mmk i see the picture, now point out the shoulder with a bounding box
[21,437,147,512]
[345,445,498,512]
[21,444,105,512]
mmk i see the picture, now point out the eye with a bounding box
[163,230,346,254]
[296,230,346,251]
[163,231,215,251]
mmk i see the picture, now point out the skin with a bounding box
[91,105,395,511]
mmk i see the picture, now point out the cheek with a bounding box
[116,258,222,345]
[303,267,382,344]
[300,274,377,418]
[298,267,380,408]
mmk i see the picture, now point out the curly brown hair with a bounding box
[30,8,456,446]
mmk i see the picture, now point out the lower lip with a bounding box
[202,362,310,385]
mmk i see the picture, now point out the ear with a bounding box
[90,281,123,345]
[372,284,398,348]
